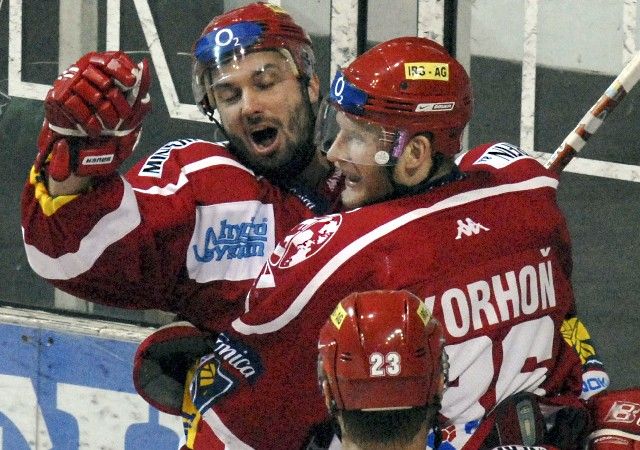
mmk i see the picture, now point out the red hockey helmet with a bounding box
[318,290,445,411]
[192,2,316,117]
[316,37,472,162]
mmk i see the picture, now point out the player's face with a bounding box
[210,51,316,177]
[326,112,394,209]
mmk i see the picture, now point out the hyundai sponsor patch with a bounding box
[188,200,276,282]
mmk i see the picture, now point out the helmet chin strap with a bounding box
[210,115,231,143]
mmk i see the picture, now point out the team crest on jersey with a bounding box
[473,142,532,169]
[268,215,342,269]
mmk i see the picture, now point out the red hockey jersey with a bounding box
[190,143,584,449]
[21,139,340,332]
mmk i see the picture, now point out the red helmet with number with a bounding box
[318,290,445,411]
[318,36,472,160]
[192,2,316,117]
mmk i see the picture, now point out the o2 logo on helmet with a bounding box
[195,22,263,64]
[331,74,346,104]
[370,352,401,377]
[213,28,239,48]
[329,71,368,114]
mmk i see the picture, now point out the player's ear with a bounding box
[307,74,320,104]
[394,134,434,186]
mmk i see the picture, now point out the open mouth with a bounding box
[251,127,278,148]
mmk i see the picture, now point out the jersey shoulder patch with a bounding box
[135,139,229,179]
[458,142,533,170]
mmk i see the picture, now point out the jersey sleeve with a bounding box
[21,139,308,312]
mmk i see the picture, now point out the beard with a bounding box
[225,90,317,185]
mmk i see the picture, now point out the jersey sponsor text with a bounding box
[212,333,263,381]
[138,139,200,177]
[187,201,275,282]
[193,217,268,262]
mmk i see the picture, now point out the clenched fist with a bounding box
[35,51,152,181]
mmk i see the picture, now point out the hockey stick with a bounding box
[545,51,640,173]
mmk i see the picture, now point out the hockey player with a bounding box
[319,292,640,450]
[317,289,447,450]
[21,2,342,353]
[165,36,603,449]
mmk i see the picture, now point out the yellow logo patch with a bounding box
[417,301,431,326]
[561,317,596,365]
[404,62,449,81]
[330,302,348,330]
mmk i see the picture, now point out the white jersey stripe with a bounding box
[232,176,559,335]
[587,429,640,442]
[203,409,255,450]
[23,177,141,280]
[133,156,254,196]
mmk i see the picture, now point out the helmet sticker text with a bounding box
[404,62,449,81]
[415,102,455,112]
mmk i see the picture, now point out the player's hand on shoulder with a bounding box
[35,51,152,182]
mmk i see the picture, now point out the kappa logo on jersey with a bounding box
[455,217,489,239]
[187,201,275,282]
[268,215,342,269]
[473,142,532,169]
[138,139,202,177]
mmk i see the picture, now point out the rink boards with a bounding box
[0,308,182,450]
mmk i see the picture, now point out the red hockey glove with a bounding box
[133,321,214,416]
[35,51,152,181]
[586,388,640,449]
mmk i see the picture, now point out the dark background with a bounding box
[1,2,638,388]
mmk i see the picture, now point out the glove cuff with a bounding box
[133,321,214,415]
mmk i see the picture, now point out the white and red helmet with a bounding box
[318,290,445,411]
[316,37,472,162]
[191,2,316,117]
